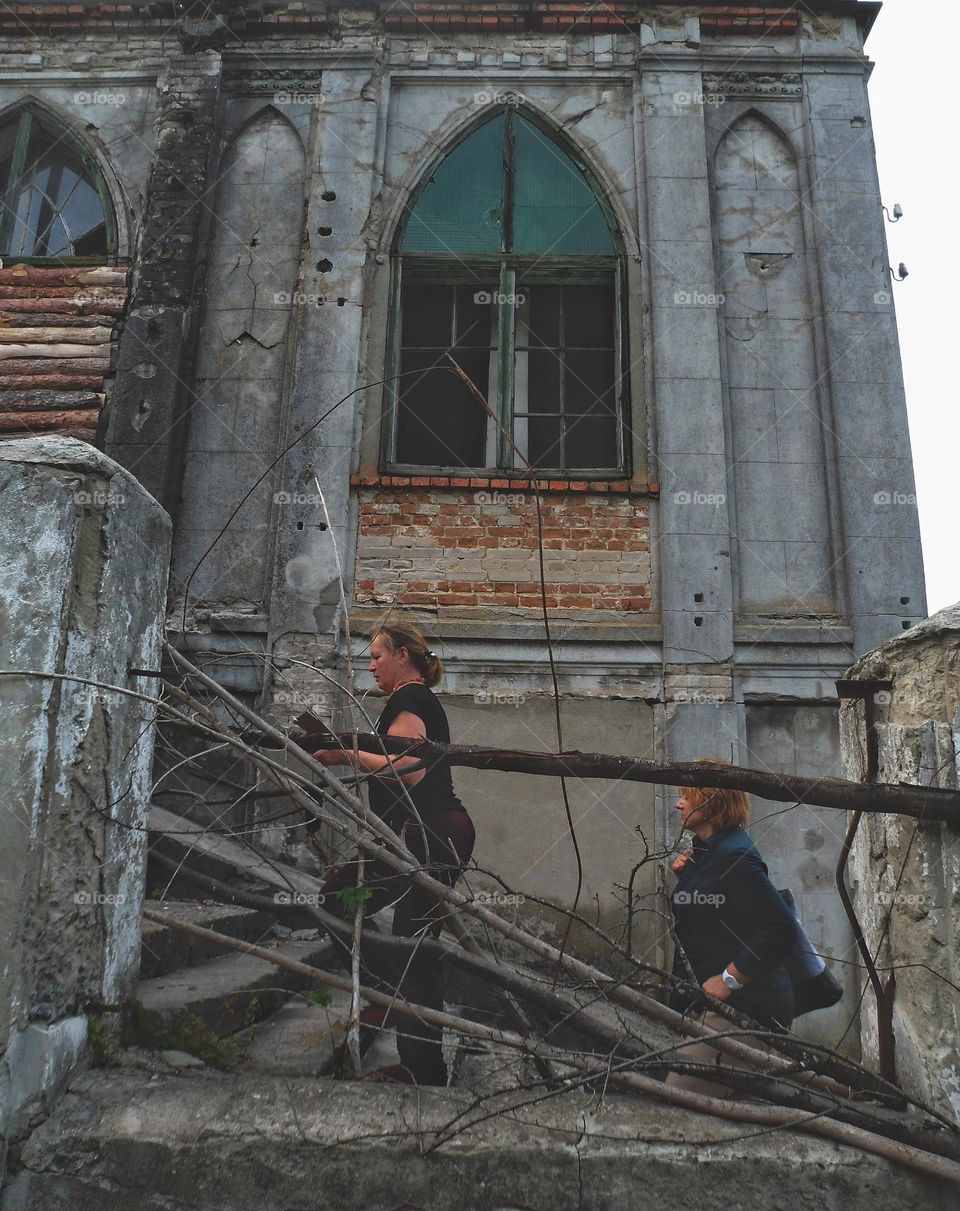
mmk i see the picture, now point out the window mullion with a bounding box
[384,258,404,464]
[496,262,515,469]
[0,112,33,254]
[558,286,567,470]
[614,260,625,470]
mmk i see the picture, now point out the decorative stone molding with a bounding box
[703,70,802,99]
[222,65,324,94]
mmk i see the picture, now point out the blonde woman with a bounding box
[313,621,475,1086]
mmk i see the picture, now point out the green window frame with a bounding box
[0,105,116,264]
[384,108,628,476]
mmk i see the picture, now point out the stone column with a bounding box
[638,59,741,885]
[0,437,170,1176]
[803,69,927,654]
[104,52,223,521]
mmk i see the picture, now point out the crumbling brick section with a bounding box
[0,264,127,445]
[354,485,652,613]
[700,5,800,35]
[380,2,644,33]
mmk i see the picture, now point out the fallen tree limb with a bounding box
[313,733,960,825]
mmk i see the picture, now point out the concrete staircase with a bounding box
[135,900,344,1067]
[4,1066,956,1211]
[2,904,957,1208]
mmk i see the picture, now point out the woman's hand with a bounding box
[312,747,348,766]
[701,974,732,1002]
[671,849,695,875]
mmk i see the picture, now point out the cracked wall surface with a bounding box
[840,604,960,1125]
[0,437,170,1178]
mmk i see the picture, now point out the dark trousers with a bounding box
[321,808,476,1084]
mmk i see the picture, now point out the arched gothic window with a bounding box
[0,106,113,260]
[386,108,627,473]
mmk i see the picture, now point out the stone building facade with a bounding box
[0,0,926,1047]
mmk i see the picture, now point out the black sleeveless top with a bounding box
[367,683,466,829]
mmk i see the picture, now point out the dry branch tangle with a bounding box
[150,647,960,1185]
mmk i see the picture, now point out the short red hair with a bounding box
[680,758,751,830]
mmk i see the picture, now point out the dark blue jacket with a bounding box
[670,827,798,993]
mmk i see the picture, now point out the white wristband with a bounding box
[722,968,743,991]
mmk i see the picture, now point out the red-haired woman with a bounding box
[312,621,475,1086]
[666,767,798,1095]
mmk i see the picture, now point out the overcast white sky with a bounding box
[867,0,959,615]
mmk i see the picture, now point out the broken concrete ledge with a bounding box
[2,1069,956,1211]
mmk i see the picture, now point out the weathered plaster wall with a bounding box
[171,105,307,613]
[840,604,960,1124]
[0,436,170,1174]
[443,693,658,960]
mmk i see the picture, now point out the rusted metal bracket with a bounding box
[835,677,897,1084]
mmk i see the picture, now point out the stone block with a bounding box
[0,437,169,1160]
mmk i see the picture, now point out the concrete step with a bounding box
[132,937,336,1059]
[140,901,279,979]
[3,1067,955,1211]
[237,989,402,1077]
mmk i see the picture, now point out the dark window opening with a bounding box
[388,108,626,475]
[0,108,113,261]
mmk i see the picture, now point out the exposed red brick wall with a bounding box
[0,264,128,446]
[354,486,652,613]
[380,2,644,34]
[378,1,800,36]
[701,6,799,35]
[8,2,800,39]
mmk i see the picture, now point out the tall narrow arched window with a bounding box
[386,108,626,473]
[0,106,114,261]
